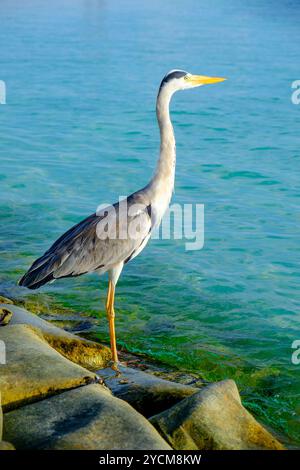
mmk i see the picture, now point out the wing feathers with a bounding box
[19,193,152,290]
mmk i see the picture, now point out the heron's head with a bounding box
[159,69,226,95]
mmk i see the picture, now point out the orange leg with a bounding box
[106,280,119,373]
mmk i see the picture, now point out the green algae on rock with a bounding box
[0,296,14,305]
[0,303,111,370]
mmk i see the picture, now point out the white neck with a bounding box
[147,85,176,212]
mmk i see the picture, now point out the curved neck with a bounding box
[150,87,176,197]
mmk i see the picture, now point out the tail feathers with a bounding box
[19,271,54,290]
[19,255,58,290]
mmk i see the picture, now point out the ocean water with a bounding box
[0,0,300,446]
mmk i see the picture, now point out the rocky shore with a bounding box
[0,297,284,450]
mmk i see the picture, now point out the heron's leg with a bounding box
[106,280,119,373]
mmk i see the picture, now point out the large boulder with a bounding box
[150,380,284,450]
[0,324,98,411]
[99,365,197,417]
[0,303,111,370]
[3,384,171,450]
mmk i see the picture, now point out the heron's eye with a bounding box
[184,75,189,80]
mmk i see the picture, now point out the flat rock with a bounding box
[0,303,111,370]
[150,379,284,450]
[98,365,197,417]
[3,384,171,450]
[0,324,99,411]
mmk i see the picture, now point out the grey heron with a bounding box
[19,70,226,371]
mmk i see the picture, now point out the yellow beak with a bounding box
[188,75,227,85]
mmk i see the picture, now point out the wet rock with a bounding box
[0,303,111,370]
[150,379,284,450]
[0,324,98,411]
[151,370,204,387]
[0,307,13,326]
[3,384,171,450]
[42,315,95,334]
[98,365,197,417]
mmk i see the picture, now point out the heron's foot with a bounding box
[109,360,121,377]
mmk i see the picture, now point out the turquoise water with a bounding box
[0,0,300,446]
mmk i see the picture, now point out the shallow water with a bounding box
[0,0,300,446]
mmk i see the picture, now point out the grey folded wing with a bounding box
[19,192,152,289]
